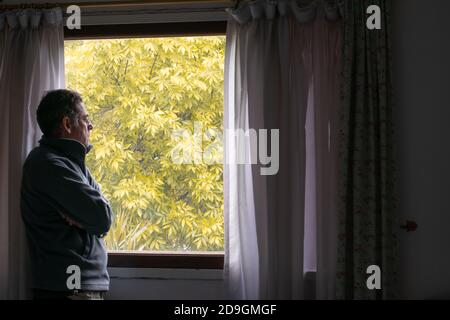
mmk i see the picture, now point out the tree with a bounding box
[65,36,225,251]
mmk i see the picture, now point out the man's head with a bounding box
[36,89,93,147]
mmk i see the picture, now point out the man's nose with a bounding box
[88,123,93,131]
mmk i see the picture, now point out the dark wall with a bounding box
[393,0,450,299]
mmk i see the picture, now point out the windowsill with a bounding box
[108,250,224,269]
[108,267,224,281]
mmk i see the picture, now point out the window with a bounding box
[64,22,226,268]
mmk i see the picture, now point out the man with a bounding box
[21,89,113,300]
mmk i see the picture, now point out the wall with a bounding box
[106,268,225,300]
[393,0,450,299]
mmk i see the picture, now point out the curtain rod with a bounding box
[0,0,238,10]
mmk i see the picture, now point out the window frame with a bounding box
[64,21,227,40]
[64,20,226,269]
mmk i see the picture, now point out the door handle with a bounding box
[400,220,418,232]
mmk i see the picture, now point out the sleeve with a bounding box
[38,158,113,237]
[86,167,102,192]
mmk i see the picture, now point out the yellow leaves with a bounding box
[164,224,176,238]
[111,160,120,171]
[149,238,165,250]
[177,45,186,55]
[159,67,171,77]
[113,189,129,199]
[66,36,226,252]
[211,235,222,248]
[94,145,108,160]
[161,41,174,53]
[170,75,184,87]
[172,92,183,102]
[144,42,156,53]
[193,79,208,91]
[147,224,161,235]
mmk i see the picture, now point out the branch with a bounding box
[148,53,159,81]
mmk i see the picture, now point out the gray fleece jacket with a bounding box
[21,136,113,292]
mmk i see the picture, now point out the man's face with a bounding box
[69,102,93,147]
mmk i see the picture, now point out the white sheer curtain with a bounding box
[224,0,342,299]
[0,8,65,299]
[309,9,342,299]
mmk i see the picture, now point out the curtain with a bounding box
[310,4,342,299]
[336,0,397,299]
[224,0,342,299]
[0,8,65,299]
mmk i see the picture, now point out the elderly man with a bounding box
[21,89,113,300]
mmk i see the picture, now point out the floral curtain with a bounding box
[336,0,398,299]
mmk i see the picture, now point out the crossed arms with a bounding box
[38,158,113,237]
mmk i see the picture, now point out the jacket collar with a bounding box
[39,136,93,167]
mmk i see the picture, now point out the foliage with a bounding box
[65,37,225,251]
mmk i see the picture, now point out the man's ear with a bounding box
[61,116,72,134]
